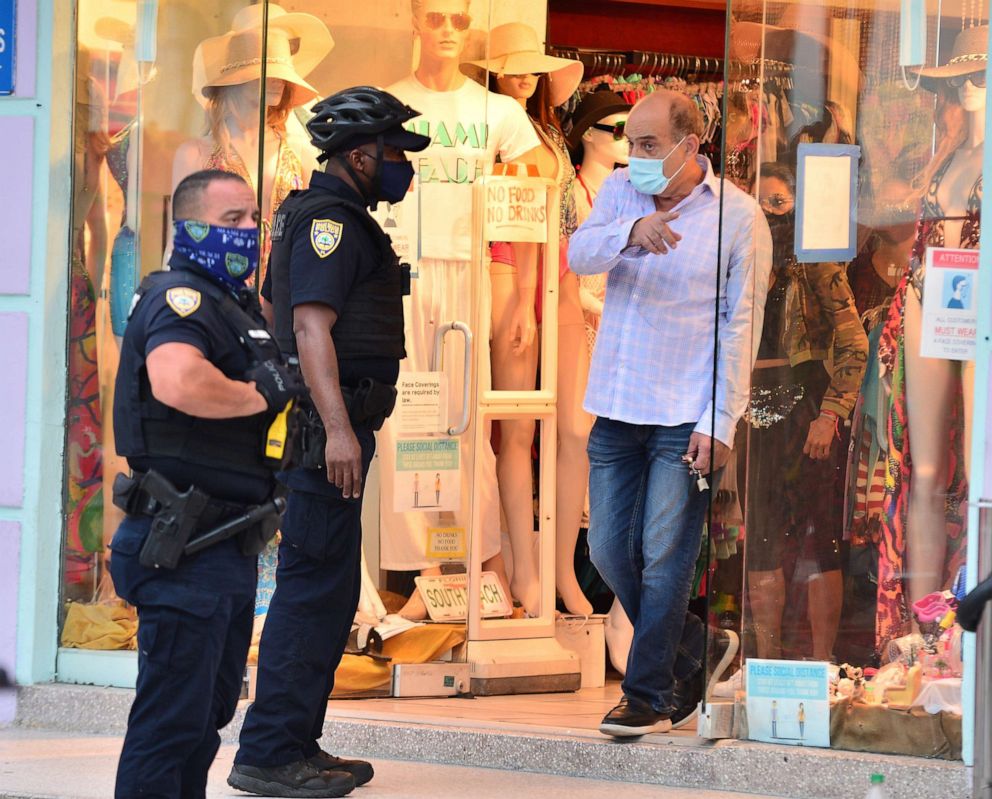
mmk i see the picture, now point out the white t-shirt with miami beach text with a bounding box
[387,74,539,262]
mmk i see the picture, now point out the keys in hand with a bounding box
[692,467,710,493]
[682,454,709,492]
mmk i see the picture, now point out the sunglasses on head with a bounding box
[948,70,987,88]
[590,120,626,141]
[423,11,472,31]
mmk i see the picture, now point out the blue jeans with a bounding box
[587,418,710,715]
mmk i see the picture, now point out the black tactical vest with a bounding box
[115,269,281,484]
[269,191,407,362]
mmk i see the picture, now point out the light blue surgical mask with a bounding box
[628,136,688,196]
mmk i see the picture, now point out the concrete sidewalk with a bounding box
[0,729,781,799]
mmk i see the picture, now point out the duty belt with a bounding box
[112,470,285,569]
[295,377,397,470]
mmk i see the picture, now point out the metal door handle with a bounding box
[432,321,474,436]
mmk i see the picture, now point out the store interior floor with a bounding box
[327,680,701,743]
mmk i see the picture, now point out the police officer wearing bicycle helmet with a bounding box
[230,87,428,798]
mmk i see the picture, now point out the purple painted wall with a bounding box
[0,521,20,724]
[15,0,36,97]
[0,117,34,296]
[0,313,28,507]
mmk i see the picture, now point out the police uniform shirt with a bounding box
[261,172,399,388]
[115,255,273,505]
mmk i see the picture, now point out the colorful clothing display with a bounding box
[876,158,979,654]
[65,260,104,585]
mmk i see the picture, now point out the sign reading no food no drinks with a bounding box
[0,0,15,96]
[481,176,549,244]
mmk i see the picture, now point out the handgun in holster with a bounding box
[113,471,285,567]
[114,471,211,570]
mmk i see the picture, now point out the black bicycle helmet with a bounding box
[307,86,430,157]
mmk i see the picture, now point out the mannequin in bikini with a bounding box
[380,0,541,619]
[567,91,632,354]
[470,23,592,616]
[172,4,332,284]
[877,25,985,649]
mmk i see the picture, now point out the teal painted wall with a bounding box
[0,0,73,704]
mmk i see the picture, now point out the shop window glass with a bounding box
[711,0,983,758]
[62,0,269,648]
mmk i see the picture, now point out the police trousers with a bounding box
[235,427,375,767]
[110,516,257,799]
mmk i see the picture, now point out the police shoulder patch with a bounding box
[165,287,202,318]
[310,218,343,259]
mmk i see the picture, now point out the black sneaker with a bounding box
[307,751,374,787]
[228,761,356,798]
[599,696,672,737]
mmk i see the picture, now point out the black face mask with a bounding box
[764,210,796,267]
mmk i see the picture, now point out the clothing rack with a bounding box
[549,45,724,81]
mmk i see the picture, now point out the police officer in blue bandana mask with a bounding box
[110,169,306,799]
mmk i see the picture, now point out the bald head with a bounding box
[624,89,705,201]
[628,89,704,143]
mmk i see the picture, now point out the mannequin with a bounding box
[468,23,590,616]
[172,5,331,284]
[379,1,541,619]
[877,26,985,649]
[566,91,631,353]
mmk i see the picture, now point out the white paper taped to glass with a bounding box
[795,143,861,263]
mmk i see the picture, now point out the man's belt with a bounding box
[112,470,285,569]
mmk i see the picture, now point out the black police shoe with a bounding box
[228,761,355,798]
[598,695,672,738]
[307,751,374,787]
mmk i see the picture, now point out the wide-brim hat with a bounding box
[462,22,584,107]
[913,24,989,92]
[192,4,333,108]
[566,89,632,151]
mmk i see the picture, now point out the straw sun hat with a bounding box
[913,25,989,92]
[192,4,333,108]
[463,22,583,107]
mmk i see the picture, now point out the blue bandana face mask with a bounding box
[172,220,259,289]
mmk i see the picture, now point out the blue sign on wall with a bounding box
[0,0,15,95]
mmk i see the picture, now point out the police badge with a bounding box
[310,219,343,258]
[225,252,250,277]
[184,221,211,243]
[165,287,202,318]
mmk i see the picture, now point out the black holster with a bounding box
[296,377,397,470]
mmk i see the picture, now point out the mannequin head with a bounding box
[205,78,292,141]
[582,111,630,167]
[952,71,987,113]
[491,71,561,135]
[494,73,538,104]
[412,0,471,63]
